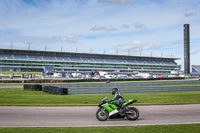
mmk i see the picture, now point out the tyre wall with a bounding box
[23,84,42,91]
[42,85,68,95]
[23,84,68,95]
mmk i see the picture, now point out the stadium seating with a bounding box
[105,58,116,63]
[0,49,179,73]
[116,59,127,63]
[94,58,105,62]
[0,53,13,59]
[1,53,177,65]
[136,60,145,64]
[81,57,94,62]
[13,54,28,60]
[57,56,70,61]
[145,61,156,64]
[29,55,43,60]
[192,65,200,73]
[126,60,137,64]
[162,61,176,65]
[1,52,177,66]
[43,56,56,61]
[69,57,82,61]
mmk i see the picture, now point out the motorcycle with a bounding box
[96,97,139,121]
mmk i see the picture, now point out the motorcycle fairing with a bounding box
[101,103,118,113]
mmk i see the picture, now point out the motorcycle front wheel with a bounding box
[96,108,109,121]
[126,107,139,121]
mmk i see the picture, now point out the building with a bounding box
[0,48,180,73]
[192,65,200,73]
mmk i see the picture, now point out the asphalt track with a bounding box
[0,104,200,127]
[0,85,23,88]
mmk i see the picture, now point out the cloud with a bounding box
[90,25,116,31]
[184,12,199,17]
[118,41,162,52]
[144,43,162,50]
[98,0,132,4]
[118,41,142,52]
[133,22,147,29]
[191,49,200,55]
[121,24,130,29]
[172,39,183,44]
[90,22,146,32]
[57,34,81,43]
[0,0,200,63]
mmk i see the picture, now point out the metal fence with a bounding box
[42,79,200,95]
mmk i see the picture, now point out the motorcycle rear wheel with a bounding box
[126,107,139,121]
[96,108,109,121]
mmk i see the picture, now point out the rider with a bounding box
[111,88,125,112]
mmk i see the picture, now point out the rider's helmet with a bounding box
[112,88,118,95]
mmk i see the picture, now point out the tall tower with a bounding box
[184,24,190,74]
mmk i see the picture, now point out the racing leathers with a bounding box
[111,91,125,108]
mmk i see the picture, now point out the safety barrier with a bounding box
[45,79,200,95]
[43,85,68,95]
[23,84,68,95]
[23,84,42,91]
[24,79,200,95]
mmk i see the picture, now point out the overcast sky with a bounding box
[0,0,200,69]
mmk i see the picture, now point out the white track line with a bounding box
[1,122,200,128]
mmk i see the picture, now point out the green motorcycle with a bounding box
[96,97,139,121]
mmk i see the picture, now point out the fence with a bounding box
[42,79,200,95]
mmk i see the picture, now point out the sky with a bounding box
[0,0,200,70]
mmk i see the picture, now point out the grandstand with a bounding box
[192,65,200,73]
[0,48,180,73]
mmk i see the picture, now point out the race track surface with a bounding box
[0,85,23,88]
[0,104,200,127]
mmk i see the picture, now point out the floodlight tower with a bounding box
[184,24,190,75]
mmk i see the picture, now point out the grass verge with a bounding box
[0,88,200,106]
[2,71,41,75]
[0,124,200,133]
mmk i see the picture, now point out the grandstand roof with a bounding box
[0,48,180,61]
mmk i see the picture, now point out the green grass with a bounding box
[0,124,200,133]
[0,88,200,106]
[2,71,41,75]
